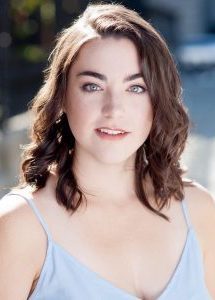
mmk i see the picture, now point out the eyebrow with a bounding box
[76,70,144,82]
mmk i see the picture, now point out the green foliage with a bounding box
[14,19,39,39]
[17,44,47,62]
[40,2,55,24]
[11,0,44,15]
[11,0,55,39]
[11,0,55,62]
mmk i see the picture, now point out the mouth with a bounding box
[96,127,129,134]
[95,128,130,140]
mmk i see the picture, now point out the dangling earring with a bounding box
[69,148,74,155]
[143,144,148,165]
[56,110,64,123]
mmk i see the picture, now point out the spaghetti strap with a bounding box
[7,189,52,241]
[181,198,192,230]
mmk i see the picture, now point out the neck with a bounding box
[71,148,138,206]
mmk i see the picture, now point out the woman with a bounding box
[0,3,214,300]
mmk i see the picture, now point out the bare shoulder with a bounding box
[183,181,215,225]
[183,180,215,236]
[0,189,47,261]
[0,190,47,299]
[183,181,215,297]
[0,188,47,239]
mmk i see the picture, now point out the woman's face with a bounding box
[64,36,153,164]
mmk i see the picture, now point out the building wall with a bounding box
[143,0,213,40]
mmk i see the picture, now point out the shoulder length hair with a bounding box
[20,3,192,221]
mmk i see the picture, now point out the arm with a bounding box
[0,195,44,299]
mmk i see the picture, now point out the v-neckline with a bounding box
[51,228,192,300]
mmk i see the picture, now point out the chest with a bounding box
[47,202,188,299]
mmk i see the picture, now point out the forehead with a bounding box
[70,36,141,74]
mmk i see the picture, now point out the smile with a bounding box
[95,129,129,140]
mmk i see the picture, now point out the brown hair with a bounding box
[20,2,192,221]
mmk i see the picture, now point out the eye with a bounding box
[128,85,146,94]
[81,83,102,92]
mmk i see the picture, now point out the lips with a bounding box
[95,128,130,140]
[96,127,128,133]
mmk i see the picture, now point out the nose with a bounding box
[101,91,125,118]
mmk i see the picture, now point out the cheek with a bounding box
[65,98,96,136]
[133,98,153,129]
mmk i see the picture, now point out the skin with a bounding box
[64,36,153,205]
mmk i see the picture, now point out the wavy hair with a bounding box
[19,2,192,221]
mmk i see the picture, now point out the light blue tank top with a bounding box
[5,190,212,300]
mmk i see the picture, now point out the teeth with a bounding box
[99,128,125,135]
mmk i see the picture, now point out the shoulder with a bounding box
[183,181,215,297]
[0,190,47,297]
[183,181,215,238]
[182,181,215,247]
[183,181,215,225]
[0,189,35,231]
[0,188,48,255]
[1,188,45,231]
[183,181,215,213]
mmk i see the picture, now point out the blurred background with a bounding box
[0,0,215,197]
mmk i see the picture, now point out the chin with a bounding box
[92,151,136,166]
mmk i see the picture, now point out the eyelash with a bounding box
[80,83,146,94]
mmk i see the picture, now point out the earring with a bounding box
[69,148,74,155]
[143,144,148,165]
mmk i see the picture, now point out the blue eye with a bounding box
[81,83,101,92]
[129,85,146,94]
